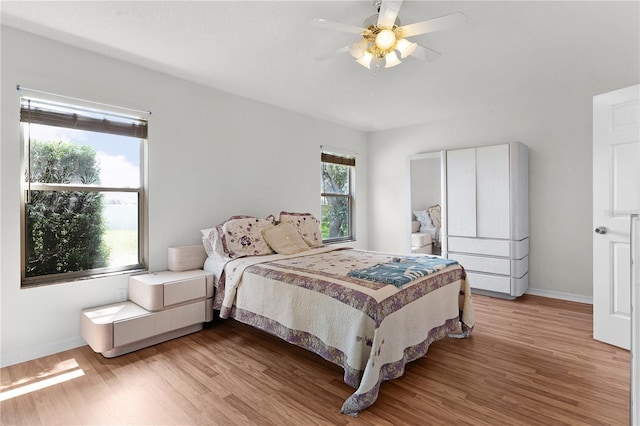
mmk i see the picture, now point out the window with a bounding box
[20,95,148,286]
[321,151,355,243]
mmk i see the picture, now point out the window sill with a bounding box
[21,267,147,289]
[322,238,356,245]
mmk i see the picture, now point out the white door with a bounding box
[476,144,510,239]
[593,84,640,350]
[447,148,476,237]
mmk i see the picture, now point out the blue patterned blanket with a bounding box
[347,255,458,288]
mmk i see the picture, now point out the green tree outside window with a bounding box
[25,141,110,277]
[321,154,354,242]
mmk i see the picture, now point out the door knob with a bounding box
[595,226,608,234]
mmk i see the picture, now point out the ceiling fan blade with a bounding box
[311,18,365,34]
[316,45,350,61]
[377,0,403,28]
[400,12,466,38]
[410,45,441,62]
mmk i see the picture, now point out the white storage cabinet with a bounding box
[446,142,529,298]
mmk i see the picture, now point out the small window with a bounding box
[321,151,355,243]
[20,95,148,286]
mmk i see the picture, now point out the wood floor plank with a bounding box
[0,294,630,425]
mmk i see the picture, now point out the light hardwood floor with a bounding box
[1,294,630,425]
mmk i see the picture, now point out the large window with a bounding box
[20,95,148,286]
[321,151,355,243]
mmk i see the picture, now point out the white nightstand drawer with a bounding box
[129,270,212,311]
[113,301,205,347]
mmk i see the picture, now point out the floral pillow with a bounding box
[204,215,275,260]
[201,227,215,257]
[278,211,322,248]
[427,204,442,228]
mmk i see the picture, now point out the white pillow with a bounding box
[413,209,432,229]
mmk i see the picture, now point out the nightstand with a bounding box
[81,269,214,358]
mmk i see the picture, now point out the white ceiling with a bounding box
[1,1,638,132]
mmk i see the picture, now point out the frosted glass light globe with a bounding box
[375,29,396,50]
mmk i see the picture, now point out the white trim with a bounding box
[0,336,86,368]
[17,85,151,117]
[526,287,593,305]
[320,145,358,157]
[631,214,639,425]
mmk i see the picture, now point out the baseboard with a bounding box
[1,336,86,368]
[526,287,593,305]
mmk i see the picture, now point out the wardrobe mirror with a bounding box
[408,151,446,256]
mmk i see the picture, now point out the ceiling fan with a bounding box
[313,0,465,70]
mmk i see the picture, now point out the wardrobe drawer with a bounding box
[466,272,529,297]
[449,253,528,278]
[448,236,529,258]
[466,272,511,294]
[449,253,509,275]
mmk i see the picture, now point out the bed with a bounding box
[201,212,474,415]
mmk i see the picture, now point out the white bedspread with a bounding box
[209,247,474,415]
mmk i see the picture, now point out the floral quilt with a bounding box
[211,247,474,415]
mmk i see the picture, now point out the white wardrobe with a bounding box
[445,142,529,299]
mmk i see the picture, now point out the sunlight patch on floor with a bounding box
[0,358,85,402]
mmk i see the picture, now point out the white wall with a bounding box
[0,27,368,366]
[368,92,637,301]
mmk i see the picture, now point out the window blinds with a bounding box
[20,98,148,139]
[321,152,356,167]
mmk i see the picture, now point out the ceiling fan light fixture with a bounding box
[313,1,466,71]
[349,39,368,59]
[356,51,373,69]
[384,50,401,68]
[375,29,397,50]
[396,38,417,59]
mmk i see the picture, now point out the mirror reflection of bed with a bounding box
[409,152,444,256]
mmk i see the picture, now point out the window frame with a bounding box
[19,94,149,287]
[320,151,356,244]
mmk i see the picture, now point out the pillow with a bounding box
[278,211,322,247]
[413,209,431,229]
[203,215,275,260]
[202,215,251,259]
[261,222,310,255]
[427,204,441,228]
[220,216,275,259]
[201,227,214,256]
